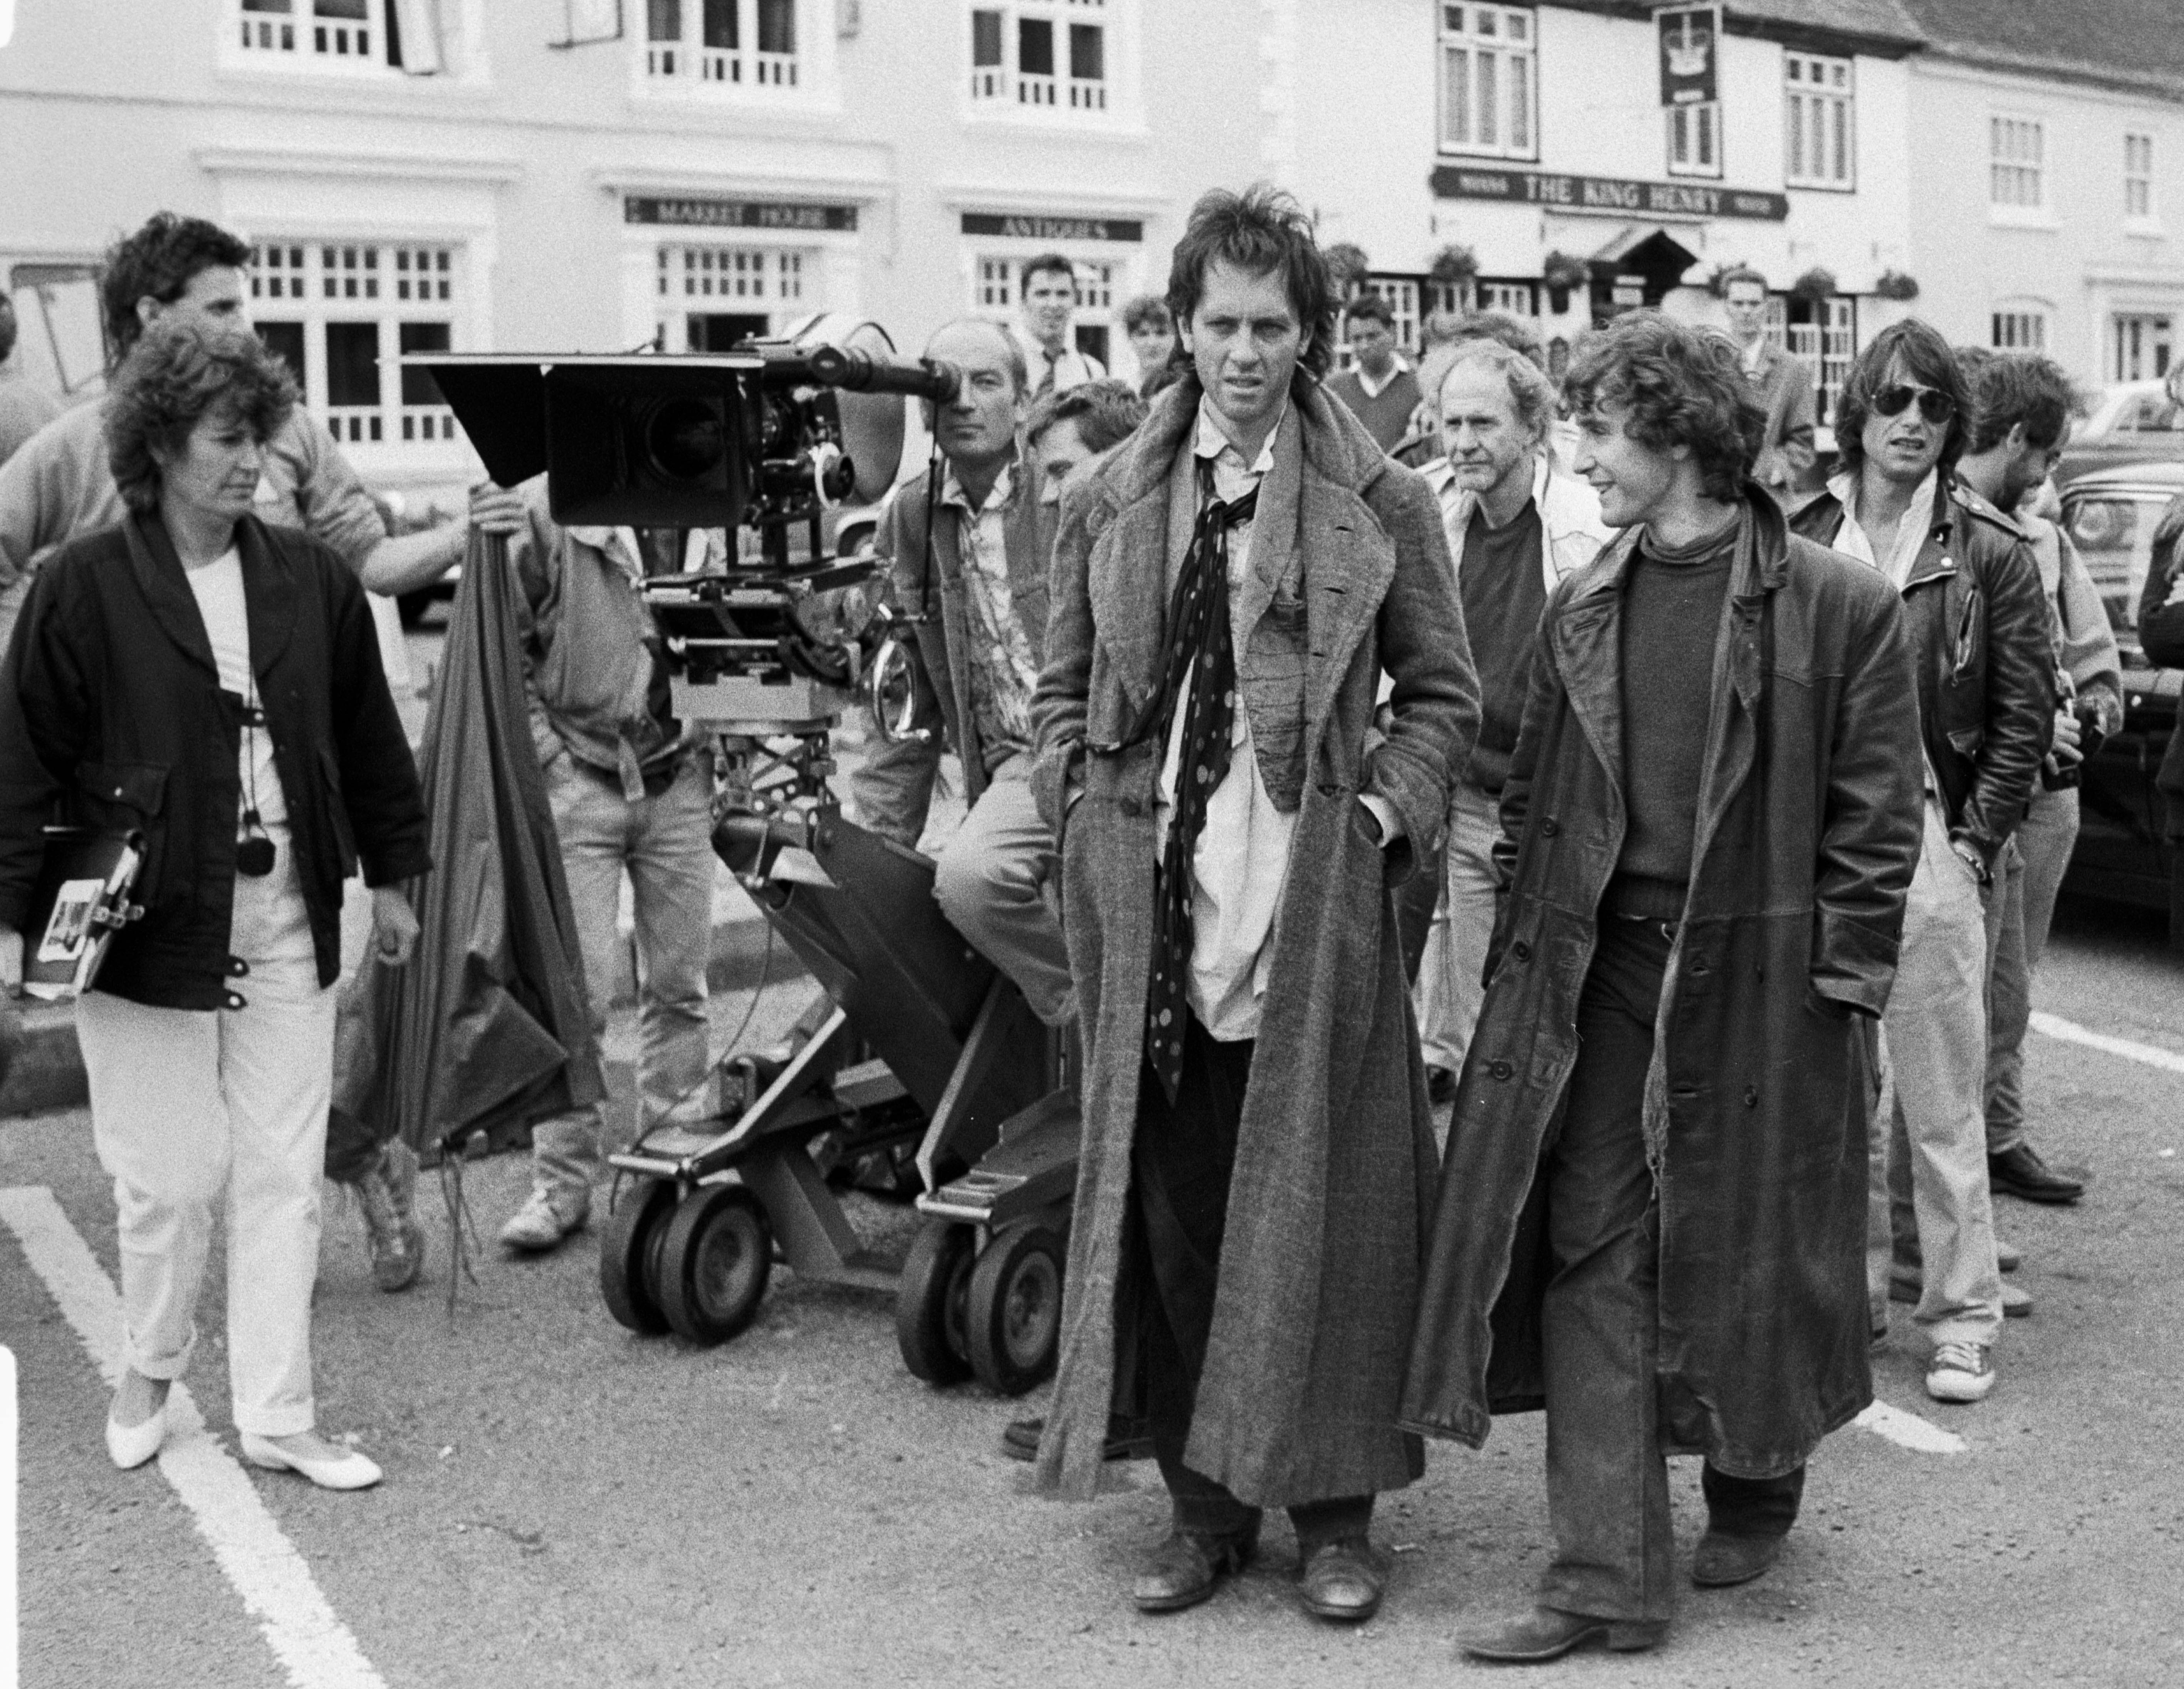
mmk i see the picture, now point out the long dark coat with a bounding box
[1029,376,1480,1508]
[1400,491,1924,1480]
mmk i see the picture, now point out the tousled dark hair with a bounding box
[1954,346,2085,456]
[1120,294,1172,336]
[104,317,297,514]
[1026,377,1147,453]
[1165,184,1335,381]
[1835,318,1968,480]
[1345,293,1395,332]
[100,213,253,361]
[1717,265,1769,298]
[1561,311,1762,502]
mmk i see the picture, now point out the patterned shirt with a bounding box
[941,461,1041,765]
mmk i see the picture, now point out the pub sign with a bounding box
[1657,4,1720,107]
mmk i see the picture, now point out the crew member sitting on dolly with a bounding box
[851,319,1074,1031]
[492,485,720,1254]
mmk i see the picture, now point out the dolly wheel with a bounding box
[657,1184,774,1345]
[965,1222,1066,1396]
[895,1220,976,1384]
[600,1178,677,1334]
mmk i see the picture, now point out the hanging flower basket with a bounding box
[1541,250,1589,313]
[1790,266,1838,304]
[1874,269,1920,302]
[1323,242,1371,298]
[1429,243,1479,285]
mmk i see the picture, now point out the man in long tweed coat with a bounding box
[1029,185,1478,1624]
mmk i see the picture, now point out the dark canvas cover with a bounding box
[331,527,603,1161]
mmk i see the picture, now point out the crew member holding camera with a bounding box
[851,319,1074,1030]
[1954,349,2118,1215]
[492,489,720,1253]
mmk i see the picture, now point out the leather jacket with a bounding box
[1791,482,2053,871]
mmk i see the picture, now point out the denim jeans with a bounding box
[529,749,716,1209]
[1412,777,1501,1075]
[1868,799,2005,1349]
[1985,784,2079,1155]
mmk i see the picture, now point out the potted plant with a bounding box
[1790,266,1838,305]
[1323,242,1371,300]
[1541,250,1589,314]
[1874,269,1920,302]
[1429,243,1479,285]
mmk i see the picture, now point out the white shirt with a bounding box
[1739,335,1769,378]
[185,550,289,834]
[1153,400,1294,1040]
[1015,325,1106,396]
[1826,467,1939,592]
[1353,357,1412,400]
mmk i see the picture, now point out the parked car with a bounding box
[2056,378,2184,492]
[2058,460,2184,946]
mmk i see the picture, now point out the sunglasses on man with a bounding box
[1870,382,1957,425]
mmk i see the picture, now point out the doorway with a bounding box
[688,312,770,353]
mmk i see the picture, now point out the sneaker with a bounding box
[354,1141,426,1292]
[1926,1341,1995,1404]
[498,1187,587,1252]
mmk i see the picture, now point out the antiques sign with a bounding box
[959,213,1145,243]
[1428,163,1788,222]
[624,196,859,232]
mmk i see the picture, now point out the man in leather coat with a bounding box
[1790,319,2053,1407]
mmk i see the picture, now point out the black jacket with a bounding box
[0,512,430,1009]
[1790,482,2053,870]
[2140,494,2184,842]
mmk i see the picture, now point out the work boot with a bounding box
[353,1141,426,1293]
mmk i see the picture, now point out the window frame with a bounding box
[1436,2,1539,163]
[1783,50,1855,192]
[1666,100,1722,180]
[2110,312,2174,383]
[246,236,466,457]
[964,246,1138,370]
[2125,132,2157,226]
[636,0,838,104]
[1988,114,2047,220]
[1991,306,2049,353]
[965,0,1126,125]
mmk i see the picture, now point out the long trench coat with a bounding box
[1029,376,1480,1508]
[1400,490,1924,1480]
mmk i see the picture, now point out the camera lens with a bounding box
[645,397,726,482]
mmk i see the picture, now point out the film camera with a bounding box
[408,322,1077,1393]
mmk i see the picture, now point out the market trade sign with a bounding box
[1429,164,1788,223]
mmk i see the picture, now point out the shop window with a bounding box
[1667,101,1721,179]
[648,0,799,87]
[655,244,811,349]
[2126,133,2156,222]
[1438,3,1536,161]
[969,0,1109,113]
[1991,117,2044,210]
[1784,53,1853,190]
[2112,314,2173,383]
[1991,308,2047,352]
[249,240,461,448]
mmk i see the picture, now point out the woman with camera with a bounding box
[0,317,429,1488]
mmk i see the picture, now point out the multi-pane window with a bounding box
[2112,314,2173,382]
[1784,53,1853,188]
[1438,4,1535,160]
[646,0,799,87]
[1991,118,2044,208]
[1992,309,2047,352]
[248,241,460,449]
[1785,298,1855,429]
[234,0,409,69]
[656,245,808,306]
[1668,101,1721,178]
[970,0,1108,112]
[2127,133,2155,220]
[970,254,1122,365]
[1477,281,1538,317]
[1360,279,1422,351]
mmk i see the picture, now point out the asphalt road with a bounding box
[7,611,2184,1686]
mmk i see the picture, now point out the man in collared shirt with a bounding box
[1327,293,1424,455]
[1790,321,2053,1406]
[1409,340,1612,1097]
[1013,253,1107,400]
[495,493,720,1252]
[1030,185,1477,1626]
[852,319,1073,1029]
[1721,269,1816,498]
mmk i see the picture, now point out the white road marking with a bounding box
[2029,1011,2184,1076]
[0,1186,386,1689]
[1855,1400,1967,1456]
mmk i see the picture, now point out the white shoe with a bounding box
[240,1432,383,1491]
[104,1403,168,1471]
[1926,1341,1996,1404]
[497,1187,586,1252]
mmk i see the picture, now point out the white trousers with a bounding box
[77,873,337,1437]
[1413,777,1502,1074]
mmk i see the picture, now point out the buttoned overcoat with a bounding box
[1028,376,1479,1508]
[1400,492,1924,1479]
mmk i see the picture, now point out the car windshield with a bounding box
[2064,486,2181,636]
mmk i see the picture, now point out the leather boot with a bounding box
[1133,1524,1257,1613]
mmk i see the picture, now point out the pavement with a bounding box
[6,893,2184,1688]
